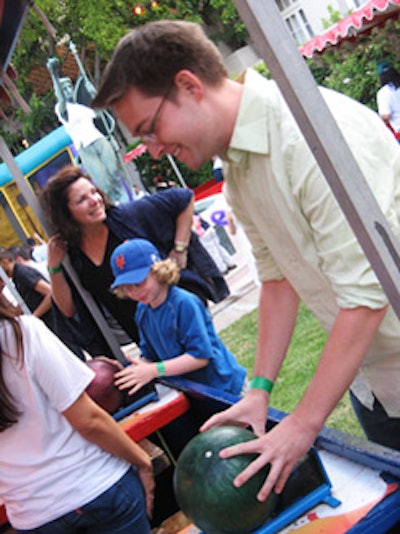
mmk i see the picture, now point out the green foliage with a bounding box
[129,142,212,191]
[321,4,346,29]
[5,0,248,153]
[219,303,363,437]
[253,61,272,80]
[307,19,400,110]
[16,91,59,143]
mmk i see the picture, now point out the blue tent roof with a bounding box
[0,126,73,188]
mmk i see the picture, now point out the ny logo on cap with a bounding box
[115,254,126,271]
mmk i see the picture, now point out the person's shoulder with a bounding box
[170,286,205,309]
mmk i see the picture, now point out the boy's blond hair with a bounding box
[114,258,180,299]
[151,258,180,285]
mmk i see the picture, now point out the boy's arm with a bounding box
[115,354,208,395]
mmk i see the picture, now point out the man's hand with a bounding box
[200,389,269,437]
[218,412,316,500]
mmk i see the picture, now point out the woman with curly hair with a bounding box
[41,164,228,357]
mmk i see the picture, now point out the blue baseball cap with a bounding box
[377,61,393,75]
[110,239,160,288]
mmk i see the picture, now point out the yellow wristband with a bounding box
[250,376,274,394]
[156,361,166,377]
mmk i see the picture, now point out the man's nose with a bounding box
[147,142,166,160]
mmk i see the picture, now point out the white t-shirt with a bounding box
[55,102,104,150]
[377,83,400,132]
[0,316,129,529]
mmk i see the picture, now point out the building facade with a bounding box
[276,0,369,44]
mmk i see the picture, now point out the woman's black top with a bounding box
[79,230,139,342]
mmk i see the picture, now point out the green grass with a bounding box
[219,302,363,437]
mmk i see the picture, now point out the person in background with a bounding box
[9,243,49,281]
[0,248,53,330]
[111,238,246,397]
[41,164,229,358]
[133,184,149,199]
[193,214,236,275]
[91,20,400,501]
[0,306,153,533]
[376,60,400,141]
[27,232,49,263]
[153,174,176,191]
[212,155,224,182]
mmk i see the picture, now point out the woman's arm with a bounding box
[32,279,52,318]
[169,194,195,269]
[63,391,155,516]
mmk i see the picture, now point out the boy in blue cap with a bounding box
[110,238,247,397]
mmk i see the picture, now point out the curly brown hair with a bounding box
[40,164,111,247]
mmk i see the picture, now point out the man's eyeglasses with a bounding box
[139,84,173,145]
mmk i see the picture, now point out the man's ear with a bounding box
[174,70,204,101]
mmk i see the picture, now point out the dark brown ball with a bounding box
[85,359,124,414]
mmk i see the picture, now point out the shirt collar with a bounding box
[226,69,270,167]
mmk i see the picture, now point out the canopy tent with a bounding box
[300,0,400,58]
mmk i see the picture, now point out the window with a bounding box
[285,9,313,44]
[275,1,313,44]
[276,0,296,10]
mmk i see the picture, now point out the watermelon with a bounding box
[173,426,278,533]
[85,358,124,414]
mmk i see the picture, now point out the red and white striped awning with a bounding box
[300,0,400,58]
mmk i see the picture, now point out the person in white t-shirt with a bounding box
[0,309,154,533]
[376,60,400,141]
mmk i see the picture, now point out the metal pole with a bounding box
[166,154,187,188]
[233,0,400,318]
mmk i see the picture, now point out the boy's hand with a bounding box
[115,360,157,394]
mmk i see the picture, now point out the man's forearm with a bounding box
[254,279,300,380]
[294,305,388,433]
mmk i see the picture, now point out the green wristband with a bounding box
[48,265,62,275]
[156,361,166,377]
[250,376,274,394]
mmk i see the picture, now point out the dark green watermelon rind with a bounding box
[173,426,278,534]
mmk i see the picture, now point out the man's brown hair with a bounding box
[92,20,228,109]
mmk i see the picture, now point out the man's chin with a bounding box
[176,156,203,171]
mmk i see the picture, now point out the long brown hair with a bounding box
[0,305,23,432]
[40,164,111,248]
